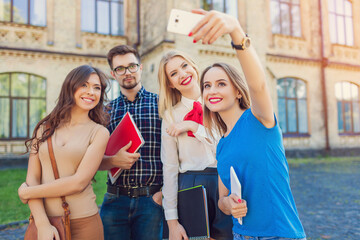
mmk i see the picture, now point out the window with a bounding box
[0,73,46,140]
[0,0,46,26]
[200,0,238,18]
[107,79,120,101]
[270,0,301,37]
[277,78,308,135]
[335,82,360,134]
[81,0,124,36]
[328,0,353,45]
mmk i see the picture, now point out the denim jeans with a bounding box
[100,192,164,240]
[233,233,307,240]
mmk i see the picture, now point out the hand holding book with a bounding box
[230,166,247,224]
[227,194,247,221]
[105,112,145,184]
[167,220,188,240]
[109,141,140,169]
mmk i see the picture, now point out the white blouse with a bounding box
[161,96,217,220]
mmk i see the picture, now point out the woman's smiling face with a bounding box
[165,56,198,95]
[202,67,241,114]
[73,73,101,112]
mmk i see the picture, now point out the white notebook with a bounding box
[230,166,243,225]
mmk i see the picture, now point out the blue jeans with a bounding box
[233,233,307,240]
[100,192,164,240]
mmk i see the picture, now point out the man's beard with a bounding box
[120,77,140,90]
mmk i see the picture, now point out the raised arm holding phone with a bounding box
[187,9,306,240]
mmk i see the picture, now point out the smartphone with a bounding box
[167,9,204,35]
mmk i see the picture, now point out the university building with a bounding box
[1,0,359,164]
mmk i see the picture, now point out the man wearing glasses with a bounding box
[99,45,163,240]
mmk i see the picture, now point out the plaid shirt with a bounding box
[107,86,162,187]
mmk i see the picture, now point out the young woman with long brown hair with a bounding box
[18,65,110,240]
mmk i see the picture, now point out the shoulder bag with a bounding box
[24,135,71,240]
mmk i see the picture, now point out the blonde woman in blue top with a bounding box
[189,9,306,240]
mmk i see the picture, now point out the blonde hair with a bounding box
[158,50,200,122]
[200,62,251,136]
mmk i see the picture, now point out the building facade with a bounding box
[0,0,359,162]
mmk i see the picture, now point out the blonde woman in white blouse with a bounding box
[158,50,233,240]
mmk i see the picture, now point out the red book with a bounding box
[105,112,145,184]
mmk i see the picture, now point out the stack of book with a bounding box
[163,185,210,239]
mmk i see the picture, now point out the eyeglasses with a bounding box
[113,64,140,75]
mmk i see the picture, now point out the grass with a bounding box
[0,169,29,225]
[288,156,360,166]
[0,169,107,225]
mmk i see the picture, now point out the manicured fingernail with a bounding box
[193,39,197,43]
[238,199,242,203]
[188,32,193,37]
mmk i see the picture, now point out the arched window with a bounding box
[0,73,46,140]
[270,0,301,37]
[335,82,360,134]
[328,0,354,45]
[81,0,124,36]
[277,78,308,135]
[0,0,46,26]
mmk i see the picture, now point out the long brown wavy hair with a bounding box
[25,65,110,153]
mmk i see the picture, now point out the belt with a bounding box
[107,185,162,198]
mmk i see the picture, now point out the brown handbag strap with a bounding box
[47,136,60,180]
[46,126,70,214]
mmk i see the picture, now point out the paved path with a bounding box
[1,159,359,239]
[290,159,360,240]
[0,225,27,240]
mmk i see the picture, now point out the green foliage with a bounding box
[0,169,108,225]
[0,169,29,224]
[93,171,108,205]
[0,2,26,22]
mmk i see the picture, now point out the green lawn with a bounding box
[0,169,107,225]
[287,156,360,166]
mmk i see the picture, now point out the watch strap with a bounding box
[231,33,249,50]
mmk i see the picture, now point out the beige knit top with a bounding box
[38,121,104,219]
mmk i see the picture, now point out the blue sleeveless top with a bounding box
[217,109,305,238]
